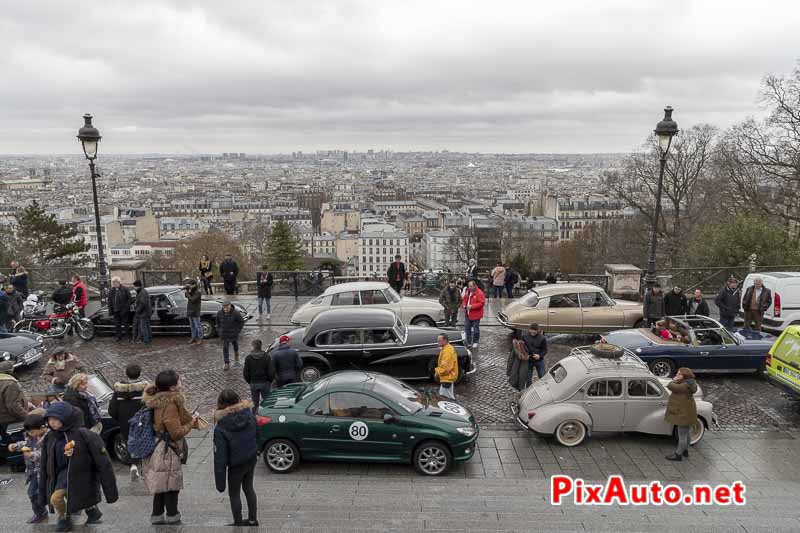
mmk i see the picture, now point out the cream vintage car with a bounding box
[515,345,716,447]
[290,281,445,327]
[497,283,644,334]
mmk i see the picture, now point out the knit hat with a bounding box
[279,335,291,344]
[45,401,74,424]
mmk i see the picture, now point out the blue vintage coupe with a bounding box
[601,315,775,378]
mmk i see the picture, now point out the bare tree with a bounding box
[240,222,271,268]
[604,123,720,267]
[445,226,477,273]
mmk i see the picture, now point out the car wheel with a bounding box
[411,316,436,327]
[589,343,624,359]
[201,319,216,339]
[263,439,300,473]
[689,418,705,445]
[649,358,676,378]
[413,440,452,476]
[300,363,326,383]
[554,419,587,446]
[112,433,133,465]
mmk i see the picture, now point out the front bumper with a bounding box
[13,345,45,368]
[451,432,479,462]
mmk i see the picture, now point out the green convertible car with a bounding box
[256,371,479,476]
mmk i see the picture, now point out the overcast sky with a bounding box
[1,1,798,154]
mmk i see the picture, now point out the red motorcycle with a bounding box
[13,303,95,341]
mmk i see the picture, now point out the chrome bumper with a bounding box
[510,402,531,431]
[13,346,45,368]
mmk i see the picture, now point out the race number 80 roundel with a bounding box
[349,421,369,441]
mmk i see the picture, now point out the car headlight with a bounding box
[1,352,10,361]
[456,426,476,437]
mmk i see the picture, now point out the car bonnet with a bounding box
[414,395,474,424]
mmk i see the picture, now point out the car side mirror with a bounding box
[383,413,396,424]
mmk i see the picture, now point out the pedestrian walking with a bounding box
[39,401,118,532]
[7,412,48,524]
[4,283,24,327]
[133,280,152,344]
[10,265,29,298]
[714,277,741,330]
[243,340,275,413]
[51,280,73,309]
[142,370,201,526]
[108,277,133,341]
[643,284,665,326]
[199,254,214,295]
[70,275,88,317]
[438,279,461,327]
[185,279,203,345]
[63,374,103,433]
[664,286,688,316]
[256,266,274,319]
[664,367,698,461]
[504,266,519,298]
[387,254,406,295]
[272,335,303,387]
[220,253,239,296]
[687,289,710,316]
[490,263,506,298]
[0,360,27,443]
[41,349,84,394]
[742,276,772,331]
[108,364,148,482]
[213,389,259,527]
[434,333,458,399]
[217,301,244,371]
[522,323,548,385]
[462,280,486,348]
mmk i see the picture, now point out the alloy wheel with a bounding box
[266,442,296,472]
[417,446,448,475]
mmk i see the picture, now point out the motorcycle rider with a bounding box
[51,280,73,310]
[71,275,89,318]
[4,284,24,328]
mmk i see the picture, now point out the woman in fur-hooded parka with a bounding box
[141,385,193,494]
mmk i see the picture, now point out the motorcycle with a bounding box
[13,303,95,341]
[22,291,48,318]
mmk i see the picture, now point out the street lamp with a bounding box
[644,106,679,290]
[77,114,108,304]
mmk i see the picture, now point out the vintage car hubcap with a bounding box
[301,366,321,382]
[202,322,212,337]
[651,361,672,377]
[690,420,704,443]
[267,443,295,471]
[558,422,584,444]
[114,435,128,460]
[418,447,447,474]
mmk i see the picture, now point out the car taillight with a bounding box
[765,354,772,368]
[256,415,272,426]
[774,292,781,317]
[527,411,536,420]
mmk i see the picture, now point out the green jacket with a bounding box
[664,379,698,427]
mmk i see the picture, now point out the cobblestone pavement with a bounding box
[16,296,800,431]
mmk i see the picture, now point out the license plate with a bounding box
[782,366,800,380]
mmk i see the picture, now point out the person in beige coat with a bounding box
[664,367,698,461]
[41,349,84,393]
[141,370,200,526]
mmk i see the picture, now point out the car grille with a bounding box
[521,386,540,405]
[498,312,508,323]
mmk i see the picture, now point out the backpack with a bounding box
[127,407,158,459]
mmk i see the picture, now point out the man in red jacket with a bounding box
[462,280,485,348]
[71,275,89,317]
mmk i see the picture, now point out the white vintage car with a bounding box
[515,345,716,446]
[290,281,445,327]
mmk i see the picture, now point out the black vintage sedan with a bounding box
[601,315,776,378]
[89,285,251,339]
[273,308,475,383]
[0,331,45,369]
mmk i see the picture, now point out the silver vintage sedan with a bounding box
[515,345,715,446]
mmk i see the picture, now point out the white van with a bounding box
[741,272,800,333]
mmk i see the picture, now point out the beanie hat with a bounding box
[45,401,73,424]
[279,335,291,344]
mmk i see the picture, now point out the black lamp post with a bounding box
[76,114,108,305]
[644,106,679,290]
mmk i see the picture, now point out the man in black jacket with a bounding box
[272,335,303,387]
[39,402,118,532]
[742,276,772,331]
[386,255,406,295]
[51,280,73,309]
[663,286,688,316]
[217,302,244,371]
[242,340,275,413]
[522,323,548,385]
[256,267,274,319]
[220,254,240,296]
[108,277,133,342]
[714,277,741,330]
[132,281,152,344]
[186,279,203,345]
[643,285,665,326]
[108,364,148,482]
[687,289,710,316]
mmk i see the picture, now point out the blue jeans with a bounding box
[258,297,271,315]
[138,317,152,344]
[526,359,546,387]
[27,476,46,517]
[464,317,481,344]
[189,316,203,340]
[719,314,736,330]
[223,340,239,364]
[0,323,7,333]
[250,383,271,412]
[493,285,503,298]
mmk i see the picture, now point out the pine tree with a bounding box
[267,221,305,271]
[15,201,90,264]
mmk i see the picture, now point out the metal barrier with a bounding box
[0,266,100,293]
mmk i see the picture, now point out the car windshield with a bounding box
[311,294,327,305]
[87,375,113,403]
[374,376,425,414]
[519,291,539,307]
[548,363,568,384]
[384,287,401,303]
[298,377,331,401]
[169,290,187,306]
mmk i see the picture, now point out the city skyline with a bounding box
[2,1,799,154]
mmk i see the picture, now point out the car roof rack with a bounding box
[569,346,650,373]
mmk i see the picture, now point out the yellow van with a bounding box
[765,325,800,398]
